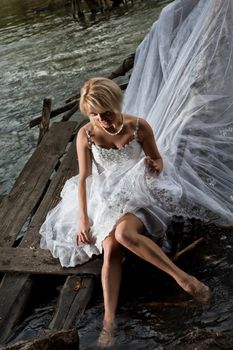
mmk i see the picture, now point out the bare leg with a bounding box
[97,233,124,347]
[115,214,211,300]
[102,234,124,325]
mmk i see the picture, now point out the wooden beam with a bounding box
[0,122,77,343]
[29,101,77,128]
[63,276,95,329]
[173,237,205,262]
[0,247,102,276]
[0,273,32,344]
[0,121,77,248]
[20,140,78,248]
[49,275,95,330]
[62,102,79,122]
[38,98,52,144]
[0,328,79,350]
[49,276,80,330]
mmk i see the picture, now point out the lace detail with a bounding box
[145,173,182,213]
[87,118,142,170]
[92,139,141,170]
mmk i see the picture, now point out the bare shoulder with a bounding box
[124,114,153,137]
[78,122,94,136]
[138,118,153,131]
[123,114,141,128]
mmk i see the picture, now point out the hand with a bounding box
[145,156,163,174]
[77,218,92,245]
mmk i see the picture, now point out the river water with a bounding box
[1,1,233,349]
[0,0,171,195]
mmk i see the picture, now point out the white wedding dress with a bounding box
[40,120,180,267]
[40,0,233,267]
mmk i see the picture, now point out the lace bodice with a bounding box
[92,139,142,170]
[85,118,142,171]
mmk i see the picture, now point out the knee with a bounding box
[115,227,138,248]
[103,238,123,264]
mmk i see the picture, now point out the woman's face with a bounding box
[89,110,117,128]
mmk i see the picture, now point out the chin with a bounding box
[101,121,111,127]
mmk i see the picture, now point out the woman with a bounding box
[40,77,211,347]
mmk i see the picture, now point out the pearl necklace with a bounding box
[99,113,124,136]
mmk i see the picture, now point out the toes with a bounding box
[192,284,213,302]
[181,276,212,302]
[96,323,117,348]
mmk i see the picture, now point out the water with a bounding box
[0,0,171,195]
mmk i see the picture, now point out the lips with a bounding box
[100,119,111,126]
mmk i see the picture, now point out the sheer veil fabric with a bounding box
[123,0,233,225]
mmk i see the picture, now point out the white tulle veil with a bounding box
[123,0,233,225]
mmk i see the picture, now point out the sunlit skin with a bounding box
[88,111,119,129]
[75,110,211,346]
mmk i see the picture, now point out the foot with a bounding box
[179,276,212,302]
[96,321,117,348]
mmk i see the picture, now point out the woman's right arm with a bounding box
[76,127,92,244]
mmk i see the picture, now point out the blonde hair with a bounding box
[79,77,123,116]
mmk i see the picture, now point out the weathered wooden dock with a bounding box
[0,95,103,347]
[0,55,137,348]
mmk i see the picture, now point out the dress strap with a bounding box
[84,129,93,148]
[133,117,140,140]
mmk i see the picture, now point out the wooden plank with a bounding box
[63,276,95,329]
[0,121,96,343]
[20,140,77,248]
[0,122,77,343]
[62,102,79,122]
[0,328,79,350]
[0,273,32,344]
[49,276,95,331]
[49,276,80,330]
[38,98,52,144]
[173,237,205,261]
[0,247,102,276]
[19,118,86,249]
[29,101,77,128]
[0,121,77,248]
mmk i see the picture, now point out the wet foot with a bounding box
[180,276,212,302]
[96,321,117,348]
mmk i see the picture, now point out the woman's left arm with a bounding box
[139,118,163,174]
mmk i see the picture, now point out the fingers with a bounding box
[77,230,91,244]
[144,156,159,174]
